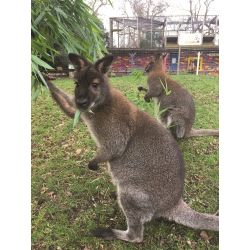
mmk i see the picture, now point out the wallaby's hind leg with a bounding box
[166,198,219,231]
[90,189,154,242]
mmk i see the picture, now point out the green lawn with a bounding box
[31,74,219,250]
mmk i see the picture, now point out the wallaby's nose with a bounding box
[77,97,88,106]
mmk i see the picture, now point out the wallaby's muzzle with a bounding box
[77,97,88,106]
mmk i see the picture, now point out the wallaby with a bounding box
[138,53,219,139]
[40,53,219,243]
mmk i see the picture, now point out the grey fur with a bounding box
[139,53,219,139]
[42,53,219,243]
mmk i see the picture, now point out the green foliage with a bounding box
[159,77,171,95]
[31,0,112,100]
[156,102,168,116]
[73,109,81,128]
[129,69,144,84]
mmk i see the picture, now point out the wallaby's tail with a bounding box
[188,128,219,137]
[167,199,219,231]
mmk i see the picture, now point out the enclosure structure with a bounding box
[109,15,219,48]
[108,15,219,76]
[43,15,219,76]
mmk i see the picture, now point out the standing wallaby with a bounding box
[40,53,218,243]
[138,53,219,139]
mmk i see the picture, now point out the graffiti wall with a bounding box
[110,54,219,75]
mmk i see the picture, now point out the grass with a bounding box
[31,74,219,250]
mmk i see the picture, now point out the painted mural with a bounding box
[110,54,219,75]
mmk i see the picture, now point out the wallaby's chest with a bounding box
[80,113,101,147]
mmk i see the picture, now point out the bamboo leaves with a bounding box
[155,78,172,116]
[31,0,112,101]
[73,109,81,128]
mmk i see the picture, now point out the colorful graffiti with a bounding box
[110,54,219,75]
[111,56,154,72]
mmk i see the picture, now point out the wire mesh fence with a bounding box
[110,15,219,49]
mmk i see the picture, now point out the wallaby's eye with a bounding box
[92,83,98,89]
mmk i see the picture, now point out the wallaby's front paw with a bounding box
[138,86,143,91]
[144,97,151,103]
[88,162,99,171]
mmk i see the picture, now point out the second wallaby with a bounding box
[41,53,219,243]
[138,53,219,139]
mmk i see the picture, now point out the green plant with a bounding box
[31,0,113,101]
[129,69,144,84]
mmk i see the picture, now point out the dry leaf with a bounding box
[76,149,82,154]
[196,150,200,154]
[62,144,69,148]
[187,239,192,246]
[74,129,78,132]
[40,187,48,194]
[58,122,65,127]
[200,231,212,242]
[78,134,83,137]
[48,191,54,197]
[66,192,72,196]
[199,175,203,179]
[160,238,166,245]
[84,149,88,152]
[42,172,51,177]
[110,179,116,185]
[99,244,104,250]
[48,136,52,140]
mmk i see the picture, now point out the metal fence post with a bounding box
[177,46,181,75]
[164,54,166,72]
[151,17,153,48]
[131,53,133,72]
[196,51,200,75]
[137,17,139,48]
[123,18,125,48]
[109,18,113,48]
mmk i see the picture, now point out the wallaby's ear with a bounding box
[68,53,90,71]
[94,55,114,74]
[162,53,167,60]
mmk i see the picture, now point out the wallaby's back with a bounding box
[147,61,195,138]
[141,53,218,139]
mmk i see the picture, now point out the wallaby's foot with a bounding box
[137,86,148,92]
[88,162,99,171]
[89,228,143,242]
[144,96,151,103]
